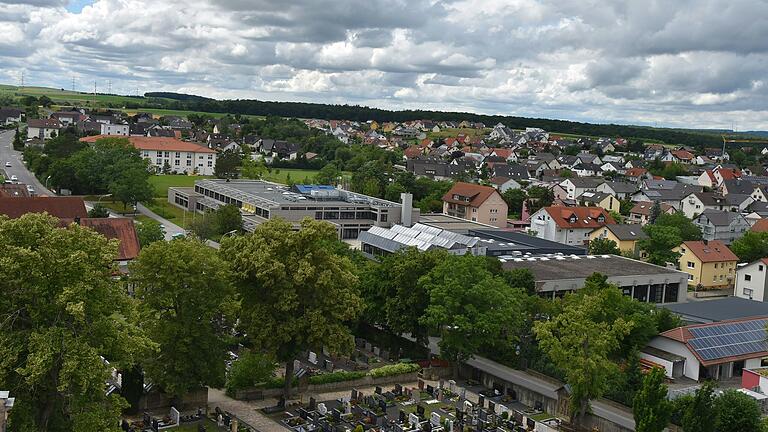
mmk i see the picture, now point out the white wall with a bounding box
[640,352,675,378]
[647,337,700,381]
[736,262,768,302]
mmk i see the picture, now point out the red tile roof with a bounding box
[751,219,768,233]
[717,168,741,180]
[0,196,87,219]
[491,148,514,159]
[681,240,738,263]
[80,135,216,153]
[59,218,140,261]
[625,167,647,177]
[28,118,63,129]
[0,184,30,197]
[542,206,615,229]
[403,146,422,158]
[443,182,501,208]
[671,150,694,160]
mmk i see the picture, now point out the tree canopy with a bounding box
[0,214,152,431]
[633,367,672,432]
[131,238,236,397]
[221,218,364,399]
[730,231,768,263]
[588,237,621,255]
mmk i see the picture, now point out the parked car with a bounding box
[4,161,10,167]
[10,175,18,182]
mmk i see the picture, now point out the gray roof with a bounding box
[465,355,562,399]
[566,177,604,188]
[723,179,755,195]
[697,209,745,226]
[501,255,679,281]
[603,181,638,194]
[662,297,768,324]
[644,179,678,190]
[603,224,649,241]
[578,191,613,204]
[469,229,586,256]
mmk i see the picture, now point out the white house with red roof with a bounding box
[80,135,217,175]
[644,317,768,381]
[529,206,615,245]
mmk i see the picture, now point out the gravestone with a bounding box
[308,351,318,364]
[477,395,484,408]
[445,419,453,432]
[324,359,333,371]
[345,401,352,415]
[322,346,330,356]
[399,411,407,423]
[375,386,383,395]
[309,397,317,411]
[351,389,358,401]
[317,403,328,415]
[409,413,420,427]
[418,379,425,390]
[448,380,456,392]
[487,401,495,414]
[416,405,425,417]
[373,346,381,356]
[426,385,434,395]
[430,412,441,427]
[463,401,472,413]
[365,342,373,351]
[378,399,387,413]
[332,408,341,422]
[394,384,403,395]
[293,359,302,371]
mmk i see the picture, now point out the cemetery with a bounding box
[273,378,565,432]
[120,407,256,432]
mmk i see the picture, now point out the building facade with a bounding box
[735,259,768,302]
[530,206,614,246]
[442,182,507,228]
[674,240,737,289]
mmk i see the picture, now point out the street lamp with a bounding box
[44,175,52,191]
[97,193,112,204]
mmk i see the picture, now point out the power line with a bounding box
[72,76,76,92]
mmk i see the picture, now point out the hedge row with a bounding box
[261,363,420,389]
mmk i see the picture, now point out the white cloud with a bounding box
[2,0,768,129]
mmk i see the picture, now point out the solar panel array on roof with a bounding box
[688,318,768,361]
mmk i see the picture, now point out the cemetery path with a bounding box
[208,388,289,432]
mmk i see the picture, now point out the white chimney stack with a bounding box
[400,192,413,227]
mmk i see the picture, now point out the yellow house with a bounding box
[381,122,396,132]
[674,240,738,289]
[578,191,621,213]
[369,120,379,130]
[589,224,648,257]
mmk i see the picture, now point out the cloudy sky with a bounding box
[1,0,767,129]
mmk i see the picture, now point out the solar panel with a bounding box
[688,319,768,361]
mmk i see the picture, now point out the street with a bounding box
[0,130,53,196]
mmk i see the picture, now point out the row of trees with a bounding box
[24,131,154,209]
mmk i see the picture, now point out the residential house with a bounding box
[632,183,702,210]
[694,210,750,244]
[681,192,753,219]
[488,177,521,193]
[442,182,507,228]
[489,123,514,141]
[674,240,737,289]
[573,162,603,177]
[49,111,81,126]
[588,224,648,257]
[596,181,638,200]
[625,167,650,184]
[577,191,621,213]
[27,119,63,140]
[628,201,675,225]
[750,219,768,233]
[99,122,129,136]
[735,259,768,302]
[492,163,530,183]
[80,135,217,175]
[260,139,301,160]
[644,316,768,381]
[722,178,754,196]
[529,206,615,246]
[558,177,604,200]
[0,107,23,125]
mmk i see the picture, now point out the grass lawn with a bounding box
[427,127,490,139]
[144,198,192,228]
[150,174,212,197]
[261,168,321,184]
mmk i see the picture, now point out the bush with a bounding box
[225,351,277,395]
[368,363,421,378]
[309,370,367,385]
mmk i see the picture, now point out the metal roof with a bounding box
[688,318,768,362]
[361,223,480,253]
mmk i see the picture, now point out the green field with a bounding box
[150,175,212,197]
[427,127,491,139]
[145,198,192,228]
[261,168,322,184]
[0,84,166,107]
[119,107,264,120]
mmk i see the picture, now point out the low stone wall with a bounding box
[232,371,419,400]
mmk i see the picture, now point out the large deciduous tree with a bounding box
[135,219,165,248]
[131,238,235,397]
[654,212,702,241]
[533,275,632,425]
[419,254,526,378]
[633,367,672,432]
[730,231,768,263]
[713,389,763,432]
[359,248,447,344]
[639,225,683,266]
[221,218,364,400]
[0,214,152,431]
[588,237,622,255]
[680,382,716,432]
[214,148,243,179]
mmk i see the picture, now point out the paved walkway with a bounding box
[136,202,186,240]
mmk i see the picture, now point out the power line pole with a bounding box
[20,71,24,88]
[107,80,112,94]
[72,76,76,92]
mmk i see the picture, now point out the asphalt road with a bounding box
[0,130,53,196]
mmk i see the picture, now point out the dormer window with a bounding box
[597,215,605,223]
[569,215,577,223]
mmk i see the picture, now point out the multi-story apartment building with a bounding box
[441,182,507,228]
[81,135,217,175]
[529,206,615,246]
[674,240,737,289]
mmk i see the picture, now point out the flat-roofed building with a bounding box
[169,179,419,240]
[500,254,687,303]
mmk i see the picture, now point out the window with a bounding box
[745,274,752,281]
[207,161,212,167]
[186,160,192,166]
[174,160,179,166]
[208,154,213,160]
[164,151,170,157]
[187,153,192,158]
[175,152,180,158]
[472,208,477,213]
[687,261,695,269]
[490,217,497,222]
[380,214,388,222]
[760,265,764,271]
[688,274,693,281]
[720,275,724,281]
[156,159,162,165]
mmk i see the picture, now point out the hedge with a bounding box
[257,362,420,389]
